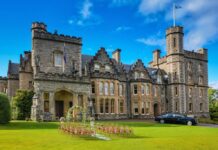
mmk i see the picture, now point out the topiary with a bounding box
[0,93,11,124]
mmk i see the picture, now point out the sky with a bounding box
[0,0,218,89]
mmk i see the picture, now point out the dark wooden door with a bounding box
[55,101,64,118]
[154,103,159,117]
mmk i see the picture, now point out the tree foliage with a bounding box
[13,90,34,120]
[208,88,218,119]
[0,93,11,124]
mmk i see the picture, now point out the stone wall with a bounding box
[0,77,7,93]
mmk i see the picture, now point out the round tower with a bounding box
[166,26,186,114]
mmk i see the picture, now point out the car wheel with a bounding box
[187,121,192,126]
[160,119,165,124]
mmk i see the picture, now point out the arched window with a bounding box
[110,82,114,95]
[99,82,104,95]
[105,82,108,95]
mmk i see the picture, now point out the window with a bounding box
[189,103,193,112]
[141,85,145,95]
[145,102,150,114]
[44,101,49,112]
[146,84,150,95]
[141,102,145,114]
[69,101,73,108]
[175,102,178,112]
[134,102,138,114]
[105,65,111,72]
[119,100,124,113]
[99,82,103,95]
[78,95,83,107]
[134,84,138,94]
[105,99,109,113]
[189,88,192,97]
[43,93,49,101]
[54,53,63,67]
[200,89,203,97]
[111,99,115,113]
[119,84,123,96]
[174,72,177,80]
[154,86,157,97]
[140,72,144,78]
[29,81,33,88]
[110,83,114,95]
[175,86,178,96]
[200,103,203,112]
[105,82,108,95]
[94,63,100,70]
[134,72,139,79]
[157,75,161,83]
[188,62,192,71]
[199,64,203,72]
[188,75,192,82]
[199,76,203,84]
[173,37,176,48]
[100,99,104,113]
[91,82,95,94]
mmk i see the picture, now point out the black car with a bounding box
[155,113,197,126]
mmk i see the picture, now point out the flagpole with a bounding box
[173,3,176,27]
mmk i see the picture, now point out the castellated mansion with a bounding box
[0,22,209,121]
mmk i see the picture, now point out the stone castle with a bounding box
[0,22,209,121]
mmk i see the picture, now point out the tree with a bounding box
[0,93,11,124]
[208,88,218,112]
[13,90,34,120]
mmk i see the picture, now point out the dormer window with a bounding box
[94,64,100,70]
[157,75,161,83]
[105,65,111,72]
[140,72,144,78]
[134,72,139,79]
[54,53,63,67]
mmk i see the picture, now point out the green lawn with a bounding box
[0,121,218,150]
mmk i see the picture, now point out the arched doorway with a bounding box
[54,90,73,119]
[153,103,159,117]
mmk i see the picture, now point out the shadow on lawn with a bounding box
[0,121,59,130]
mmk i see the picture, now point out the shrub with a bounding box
[0,93,11,124]
[210,112,218,120]
[13,90,34,120]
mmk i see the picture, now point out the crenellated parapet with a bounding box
[184,49,208,61]
[32,22,82,45]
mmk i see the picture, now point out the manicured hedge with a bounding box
[0,93,11,124]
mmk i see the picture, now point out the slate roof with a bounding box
[8,61,19,75]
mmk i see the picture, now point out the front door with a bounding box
[55,101,64,118]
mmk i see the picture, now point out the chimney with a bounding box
[153,49,161,64]
[112,49,121,63]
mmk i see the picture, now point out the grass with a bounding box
[0,121,218,150]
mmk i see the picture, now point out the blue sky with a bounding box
[0,0,218,88]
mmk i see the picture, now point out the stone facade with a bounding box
[1,22,209,121]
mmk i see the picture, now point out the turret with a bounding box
[166,26,184,55]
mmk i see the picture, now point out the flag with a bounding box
[175,5,182,9]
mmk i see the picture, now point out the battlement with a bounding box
[166,26,183,36]
[32,22,82,45]
[184,49,208,61]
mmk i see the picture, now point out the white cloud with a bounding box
[138,0,172,15]
[80,0,93,19]
[210,81,218,89]
[138,0,218,50]
[136,37,165,47]
[116,26,131,32]
[68,0,101,26]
